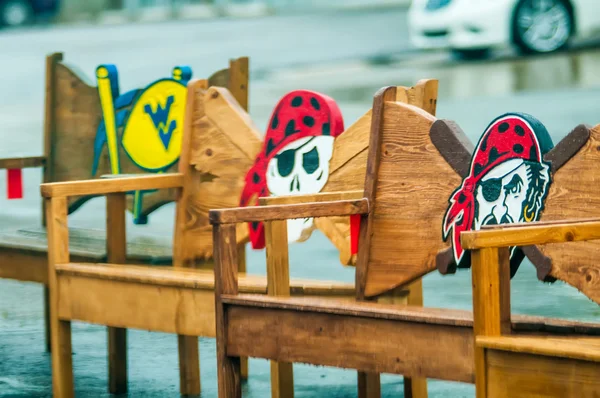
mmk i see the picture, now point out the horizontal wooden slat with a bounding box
[209,199,369,224]
[55,263,355,296]
[478,335,600,362]
[224,294,472,326]
[259,190,364,206]
[223,294,600,335]
[0,249,48,284]
[40,173,184,198]
[486,349,600,398]
[0,156,46,169]
[55,269,356,336]
[57,273,219,336]
[225,304,475,383]
[461,218,600,250]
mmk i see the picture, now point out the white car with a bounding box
[408,0,600,58]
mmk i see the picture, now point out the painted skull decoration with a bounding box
[240,90,344,249]
[443,113,553,276]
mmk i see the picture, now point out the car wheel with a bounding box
[450,48,491,61]
[0,0,33,28]
[512,0,573,54]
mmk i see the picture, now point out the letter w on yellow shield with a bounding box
[145,95,176,150]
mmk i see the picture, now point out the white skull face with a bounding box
[474,159,530,230]
[266,135,335,243]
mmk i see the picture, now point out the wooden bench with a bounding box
[209,86,600,398]
[0,52,248,393]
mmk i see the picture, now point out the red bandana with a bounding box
[443,115,543,264]
[240,90,344,249]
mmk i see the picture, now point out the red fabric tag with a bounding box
[350,214,360,255]
[7,169,23,199]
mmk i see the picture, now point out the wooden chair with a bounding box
[463,219,600,398]
[209,86,600,398]
[41,80,366,397]
[461,121,600,398]
[0,52,248,394]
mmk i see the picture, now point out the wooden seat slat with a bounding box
[56,263,356,296]
[0,226,172,261]
[478,335,600,362]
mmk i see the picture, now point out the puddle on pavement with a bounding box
[328,48,600,103]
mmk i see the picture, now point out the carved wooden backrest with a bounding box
[173,83,262,265]
[527,124,600,302]
[322,80,439,265]
[356,87,463,298]
[44,52,248,224]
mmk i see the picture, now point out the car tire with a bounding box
[0,0,33,28]
[450,48,491,61]
[512,0,573,55]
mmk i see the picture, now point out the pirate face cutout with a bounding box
[443,113,553,275]
[267,135,335,242]
[240,90,344,250]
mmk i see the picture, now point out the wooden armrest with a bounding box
[41,173,184,198]
[461,217,600,250]
[259,190,363,206]
[209,198,369,225]
[0,156,45,169]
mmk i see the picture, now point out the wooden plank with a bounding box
[213,224,242,398]
[174,83,262,263]
[471,246,511,398]
[0,156,46,169]
[0,249,48,284]
[360,101,460,297]
[46,197,74,398]
[42,52,63,225]
[41,173,184,198]
[106,193,127,394]
[228,57,249,111]
[259,190,363,206]
[461,217,600,250]
[531,124,600,302]
[56,273,219,336]
[56,263,355,295]
[209,199,369,225]
[478,336,600,362]
[485,349,600,398]
[265,220,294,398]
[0,225,171,261]
[223,294,473,326]
[225,304,475,383]
[356,87,397,298]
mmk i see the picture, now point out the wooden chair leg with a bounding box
[403,279,428,398]
[271,361,294,398]
[44,285,51,352]
[358,372,381,398]
[240,356,249,380]
[51,318,74,398]
[178,335,201,395]
[404,377,428,398]
[108,327,127,394]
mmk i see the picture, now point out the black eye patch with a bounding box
[480,178,502,202]
[275,149,295,177]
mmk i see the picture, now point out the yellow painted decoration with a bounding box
[96,66,121,174]
[122,79,186,172]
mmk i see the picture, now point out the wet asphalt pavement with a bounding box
[2,6,600,397]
